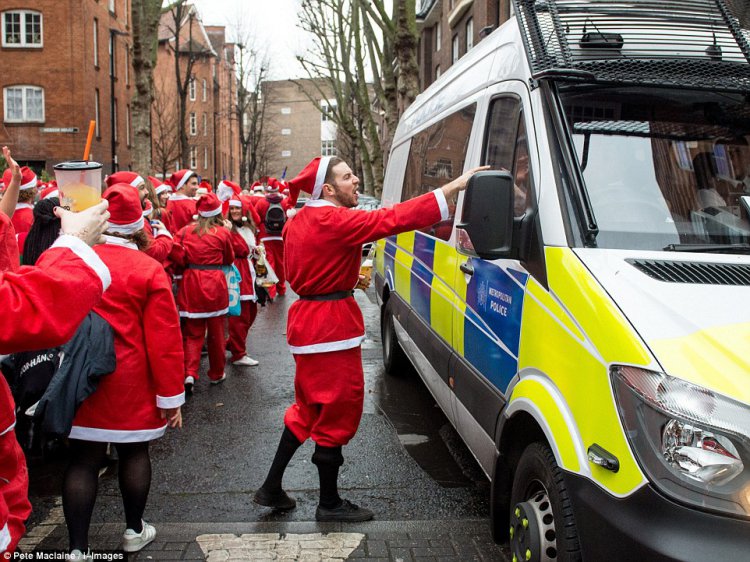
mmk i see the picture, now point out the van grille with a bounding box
[627,259,750,285]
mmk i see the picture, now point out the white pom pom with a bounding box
[192,214,199,221]
[286,208,297,219]
[242,216,248,222]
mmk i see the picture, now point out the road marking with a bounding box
[196,532,364,561]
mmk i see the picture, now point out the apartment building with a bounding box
[0,0,133,176]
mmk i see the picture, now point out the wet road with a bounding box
[26,287,505,556]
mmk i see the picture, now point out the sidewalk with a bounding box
[29,519,508,561]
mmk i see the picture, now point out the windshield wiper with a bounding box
[663,243,750,254]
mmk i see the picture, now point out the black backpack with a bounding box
[265,201,286,233]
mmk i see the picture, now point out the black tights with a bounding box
[63,440,151,552]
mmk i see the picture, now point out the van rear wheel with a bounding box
[509,442,581,562]
[382,298,410,375]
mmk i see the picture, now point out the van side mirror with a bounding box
[456,171,514,259]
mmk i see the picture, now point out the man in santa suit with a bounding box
[254,178,293,298]
[165,170,199,233]
[253,156,486,521]
[1,166,37,237]
[106,172,173,262]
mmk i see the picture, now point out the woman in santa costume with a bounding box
[254,177,293,299]
[254,156,486,522]
[225,195,260,366]
[173,193,235,391]
[1,165,37,239]
[165,169,199,233]
[149,176,174,234]
[63,183,184,557]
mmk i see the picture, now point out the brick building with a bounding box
[261,78,337,181]
[153,5,239,185]
[417,0,511,89]
[0,0,133,177]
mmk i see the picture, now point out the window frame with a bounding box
[126,103,131,147]
[466,17,474,51]
[189,77,196,101]
[202,112,207,136]
[452,34,459,63]
[2,10,43,48]
[93,18,99,68]
[435,22,441,51]
[202,79,207,102]
[190,146,197,169]
[95,88,101,138]
[321,139,337,156]
[189,112,197,136]
[3,85,45,123]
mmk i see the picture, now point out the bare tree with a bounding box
[151,75,182,179]
[130,0,163,173]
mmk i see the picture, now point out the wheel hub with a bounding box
[510,492,557,562]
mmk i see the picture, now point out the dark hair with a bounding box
[23,197,61,265]
[323,157,345,187]
[105,229,151,251]
[18,189,35,204]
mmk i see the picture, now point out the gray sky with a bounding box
[189,0,311,79]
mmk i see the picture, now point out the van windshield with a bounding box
[559,86,750,251]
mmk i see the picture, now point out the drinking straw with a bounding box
[82,120,96,161]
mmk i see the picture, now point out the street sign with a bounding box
[40,127,79,133]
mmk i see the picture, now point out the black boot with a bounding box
[253,426,301,510]
[312,444,373,522]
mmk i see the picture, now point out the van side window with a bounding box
[512,118,531,216]
[402,103,477,241]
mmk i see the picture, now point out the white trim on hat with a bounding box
[130,175,145,188]
[198,205,222,218]
[142,206,153,217]
[175,170,195,191]
[228,199,242,207]
[43,189,60,199]
[155,184,171,195]
[311,156,332,200]
[107,216,145,235]
[20,175,38,190]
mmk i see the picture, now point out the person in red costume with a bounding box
[1,164,37,239]
[62,184,184,558]
[225,196,260,366]
[105,171,173,263]
[254,178,293,299]
[253,156,487,521]
[0,147,111,555]
[165,170,198,233]
[173,193,235,391]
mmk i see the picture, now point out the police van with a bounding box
[375,0,750,559]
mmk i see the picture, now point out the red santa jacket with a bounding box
[143,220,174,264]
[284,190,448,353]
[0,235,111,354]
[10,205,32,236]
[165,195,197,234]
[229,229,256,301]
[173,225,234,317]
[70,237,184,442]
[0,213,19,273]
[255,194,293,243]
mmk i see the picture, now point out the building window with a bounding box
[435,65,441,79]
[202,79,207,102]
[204,146,208,169]
[126,104,131,147]
[281,128,291,135]
[109,33,116,78]
[452,34,459,63]
[466,18,474,51]
[125,48,130,86]
[321,102,336,122]
[435,22,441,51]
[2,10,42,47]
[189,78,196,101]
[94,88,100,137]
[189,112,197,135]
[190,147,197,169]
[109,0,116,14]
[93,18,99,67]
[3,86,44,123]
[281,150,291,158]
[203,112,207,136]
[281,107,291,115]
[321,140,337,156]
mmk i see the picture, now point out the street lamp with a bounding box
[109,28,129,174]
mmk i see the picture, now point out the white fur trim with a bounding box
[14,203,33,210]
[239,295,257,302]
[43,189,60,199]
[217,181,234,202]
[312,156,332,200]
[179,308,229,318]
[20,175,37,190]
[156,392,185,409]
[69,424,167,442]
[286,208,297,218]
[228,200,242,208]
[52,235,112,291]
[198,206,222,218]
[155,184,171,195]
[155,229,173,239]
[130,175,145,188]
[288,334,364,354]
[169,194,191,201]
[107,216,145,235]
[304,199,336,208]
[432,188,450,221]
[175,171,194,191]
[0,522,10,553]
[103,235,138,250]
[260,235,283,242]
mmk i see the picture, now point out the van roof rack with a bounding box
[512,0,750,93]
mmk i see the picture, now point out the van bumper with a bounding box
[565,473,750,561]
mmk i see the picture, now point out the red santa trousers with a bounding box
[183,316,226,381]
[227,301,258,361]
[284,346,364,448]
[263,239,286,297]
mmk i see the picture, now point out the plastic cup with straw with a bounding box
[53,121,103,211]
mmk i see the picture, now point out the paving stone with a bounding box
[413,547,456,558]
[365,539,388,557]
[389,547,414,561]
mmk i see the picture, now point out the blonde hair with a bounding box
[193,214,225,236]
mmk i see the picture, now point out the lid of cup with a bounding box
[53,160,102,171]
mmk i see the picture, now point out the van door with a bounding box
[451,82,537,474]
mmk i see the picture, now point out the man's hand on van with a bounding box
[441,166,491,200]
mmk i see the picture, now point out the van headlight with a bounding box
[612,365,750,518]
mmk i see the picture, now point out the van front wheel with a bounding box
[381,298,410,375]
[509,442,581,562]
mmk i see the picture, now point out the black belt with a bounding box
[298,290,354,301]
[187,264,224,270]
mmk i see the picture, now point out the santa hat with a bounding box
[168,169,195,191]
[103,183,144,235]
[266,177,280,193]
[199,180,213,193]
[40,185,60,200]
[142,199,153,218]
[149,176,171,196]
[2,166,38,190]
[217,180,241,202]
[287,156,332,205]
[196,193,222,217]
[106,171,144,189]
